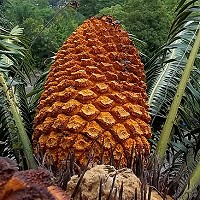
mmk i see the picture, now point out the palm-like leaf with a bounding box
[0,25,37,169]
[146,0,200,198]
[27,67,50,116]
[147,0,200,152]
[147,20,200,122]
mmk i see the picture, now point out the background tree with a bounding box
[99,0,174,59]
[2,0,178,68]
[77,0,124,18]
[4,0,85,69]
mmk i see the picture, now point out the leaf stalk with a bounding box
[0,72,37,169]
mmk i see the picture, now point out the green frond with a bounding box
[0,25,37,169]
[0,88,22,164]
[27,66,50,113]
[147,22,200,120]
[146,1,200,197]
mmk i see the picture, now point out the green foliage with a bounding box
[77,0,124,18]
[23,8,84,68]
[0,25,37,169]
[4,0,85,69]
[0,0,11,28]
[146,0,200,197]
[99,0,174,58]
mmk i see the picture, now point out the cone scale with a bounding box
[33,16,151,168]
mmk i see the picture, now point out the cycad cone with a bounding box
[33,16,151,168]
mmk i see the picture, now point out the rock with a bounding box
[67,165,137,199]
[67,165,174,200]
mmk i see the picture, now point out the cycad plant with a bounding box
[0,0,200,200]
